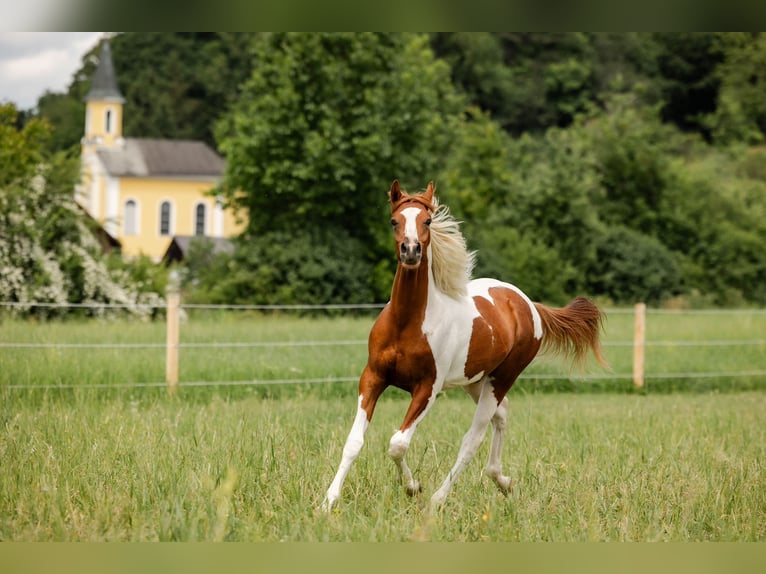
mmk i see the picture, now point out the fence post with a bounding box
[633,302,646,389]
[166,271,180,395]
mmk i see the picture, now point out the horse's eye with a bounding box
[390,219,398,227]
[425,218,432,226]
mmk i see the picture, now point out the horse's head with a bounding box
[388,180,435,269]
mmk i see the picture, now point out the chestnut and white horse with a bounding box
[323,181,607,511]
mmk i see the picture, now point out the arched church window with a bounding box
[160,201,172,236]
[195,203,207,236]
[124,199,138,235]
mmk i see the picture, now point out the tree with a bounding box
[706,32,766,145]
[653,33,726,140]
[215,33,465,300]
[587,226,682,305]
[0,103,162,316]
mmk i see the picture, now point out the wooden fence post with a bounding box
[633,302,646,389]
[166,272,180,395]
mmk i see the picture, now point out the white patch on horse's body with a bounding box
[422,244,482,390]
[468,278,543,340]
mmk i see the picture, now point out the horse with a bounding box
[322,180,607,512]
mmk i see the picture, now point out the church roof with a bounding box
[86,39,125,103]
[95,138,225,178]
[162,235,235,265]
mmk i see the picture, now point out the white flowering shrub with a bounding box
[0,104,164,318]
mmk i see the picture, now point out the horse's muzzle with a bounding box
[400,240,422,267]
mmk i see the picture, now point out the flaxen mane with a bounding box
[429,196,476,299]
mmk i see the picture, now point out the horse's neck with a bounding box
[390,261,431,329]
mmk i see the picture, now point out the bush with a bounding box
[183,229,377,306]
[587,226,682,305]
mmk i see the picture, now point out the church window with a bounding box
[195,203,207,236]
[160,201,172,236]
[124,200,138,235]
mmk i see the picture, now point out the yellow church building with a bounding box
[76,39,245,261]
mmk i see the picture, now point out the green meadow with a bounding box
[1,309,764,541]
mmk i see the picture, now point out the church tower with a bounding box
[76,34,244,259]
[82,38,124,152]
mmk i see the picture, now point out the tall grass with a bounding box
[1,309,764,540]
[0,391,763,541]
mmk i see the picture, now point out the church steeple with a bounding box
[83,37,124,150]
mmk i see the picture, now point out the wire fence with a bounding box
[2,300,765,391]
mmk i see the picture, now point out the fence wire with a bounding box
[2,301,765,391]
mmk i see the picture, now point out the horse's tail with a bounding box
[534,297,609,371]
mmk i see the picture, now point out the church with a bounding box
[76,39,245,261]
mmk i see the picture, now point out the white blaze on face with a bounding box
[401,207,422,243]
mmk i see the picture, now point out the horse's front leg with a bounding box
[322,368,384,511]
[388,382,437,497]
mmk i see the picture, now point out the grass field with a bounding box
[1,309,765,541]
[1,391,764,541]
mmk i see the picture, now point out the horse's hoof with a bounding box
[496,476,513,496]
[406,481,422,496]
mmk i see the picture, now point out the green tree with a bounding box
[36,90,85,154]
[653,32,726,140]
[182,230,376,306]
[706,33,766,145]
[216,33,464,300]
[587,226,682,305]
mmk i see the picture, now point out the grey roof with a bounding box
[171,235,234,255]
[86,39,125,103]
[162,235,235,264]
[96,138,225,178]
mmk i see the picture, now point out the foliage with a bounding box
[705,33,766,145]
[653,32,726,140]
[15,33,766,308]
[215,32,464,300]
[182,231,376,306]
[0,104,163,317]
[431,33,661,136]
[587,226,682,305]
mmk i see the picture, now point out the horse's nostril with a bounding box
[416,243,422,254]
[400,243,407,253]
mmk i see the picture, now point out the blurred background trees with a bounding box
[9,32,766,308]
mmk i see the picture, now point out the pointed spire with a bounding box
[85,38,125,103]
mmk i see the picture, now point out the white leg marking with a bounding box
[388,428,421,495]
[323,396,369,511]
[388,386,441,497]
[463,384,512,495]
[430,380,498,510]
[485,397,512,494]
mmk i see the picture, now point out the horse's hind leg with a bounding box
[485,396,512,494]
[430,378,498,510]
[462,383,512,495]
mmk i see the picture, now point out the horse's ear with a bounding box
[423,181,435,205]
[389,180,402,206]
